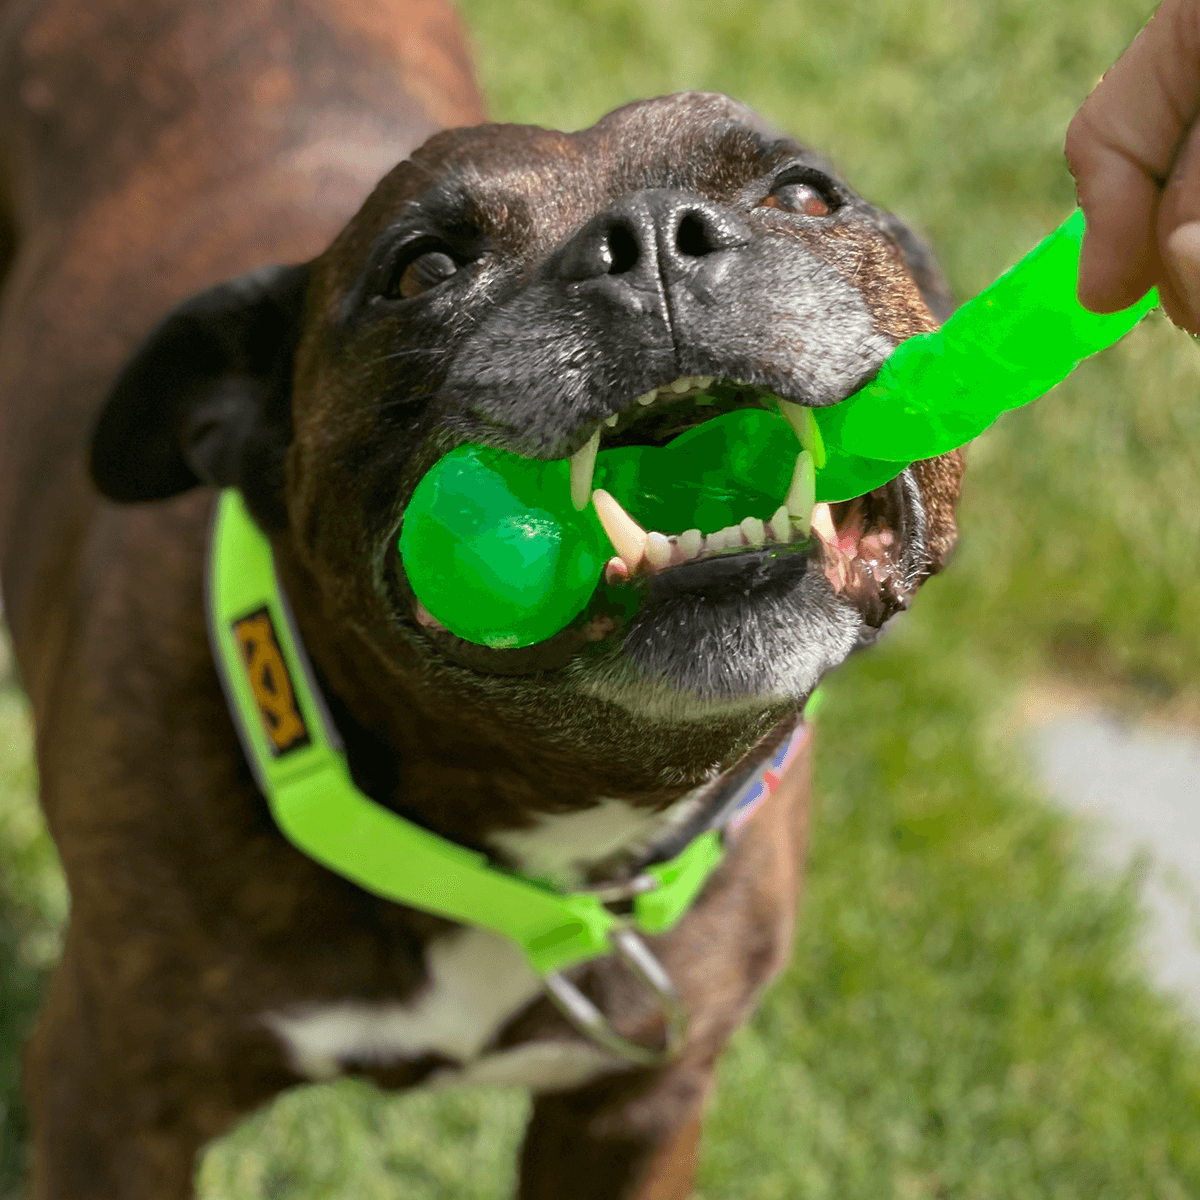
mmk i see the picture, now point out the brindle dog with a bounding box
[0,0,962,1196]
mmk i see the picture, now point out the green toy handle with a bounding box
[811,208,1158,470]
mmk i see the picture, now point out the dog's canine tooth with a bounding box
[739,516,765,546]
[785,450,815,533]
[592,489,648,570]
[799,404,826,468]
[569,428,601,511]
[776,399,808,442]
[810,502,836,545]
[766,505,790,543]
[635,389,656,406]
[604,413,619,427]
[645,531,672,568]
[777,400,826,467]
[677,528,703,559]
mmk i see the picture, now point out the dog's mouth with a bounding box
[561,377,915,611]
[395,375,926,685]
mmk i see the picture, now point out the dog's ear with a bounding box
[89,264,311,516]
[871,209,956,324]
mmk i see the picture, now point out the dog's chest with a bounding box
[261,798,679,1090]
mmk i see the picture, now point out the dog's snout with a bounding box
[555,189,750,287]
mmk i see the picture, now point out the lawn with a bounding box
[4,0,1200,1195]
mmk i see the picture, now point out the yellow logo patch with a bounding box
[232,609,310,756]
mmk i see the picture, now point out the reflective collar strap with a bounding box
[205,488,799,978]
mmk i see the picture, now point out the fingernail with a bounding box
[1165,222,1200,325]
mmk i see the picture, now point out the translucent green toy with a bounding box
[400,209,1157,648]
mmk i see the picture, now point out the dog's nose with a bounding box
[555,189,751,286]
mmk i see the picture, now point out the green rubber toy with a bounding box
[400,208,1157,649]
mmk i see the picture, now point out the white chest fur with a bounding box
[262,798,688,1090]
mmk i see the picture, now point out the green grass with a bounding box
[5,0,1200,1194]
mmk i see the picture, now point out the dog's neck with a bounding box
[282,644,800,898]
[308,644,744,873]
[271,541,791,851]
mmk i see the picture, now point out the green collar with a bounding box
[206,488,807,1060]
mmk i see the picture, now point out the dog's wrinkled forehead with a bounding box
[331,92,824,285]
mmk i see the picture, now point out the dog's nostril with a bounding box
[605,223,639,275]
[676,212,715,258]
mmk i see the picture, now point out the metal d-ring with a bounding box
[542,926,689,1066]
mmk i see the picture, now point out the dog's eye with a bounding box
[385,245,460,300]
[760,182,835,218]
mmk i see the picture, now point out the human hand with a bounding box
[1065,0,1200,333]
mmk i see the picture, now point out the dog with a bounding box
[0,0,964,1195]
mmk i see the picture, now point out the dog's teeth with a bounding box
[739,516,765,546]
[778,399,827,469]
[810,502,836,545]
[708,524,741,552]
[766,505,791,543]
[636,389,657,406]
[785,450,816,534]
[695,375,714,390]
[678,528,703,559]
[645,531,672,568]
[604,413,619,428]
[592,489,647,571]
[668,377,692,394]
[604,555,630,586]
[778,399,807,443]
[801,407,825,468]
[569,428,601,511]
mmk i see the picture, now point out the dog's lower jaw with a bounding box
[570,573,861,723]
[393,466,929,716]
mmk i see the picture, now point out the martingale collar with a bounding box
[206,488,809,1063]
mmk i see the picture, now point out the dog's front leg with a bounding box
[24,933,289,1200]
[516,1060,715,1200]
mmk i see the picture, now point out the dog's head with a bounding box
[91,94,962,788]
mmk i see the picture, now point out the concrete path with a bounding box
[1027,707,1200,1012]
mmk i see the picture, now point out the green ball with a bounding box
[400,444,606,648]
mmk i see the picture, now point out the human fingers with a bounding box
[1065,0,1200,313]
[1158,117,1200,332]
